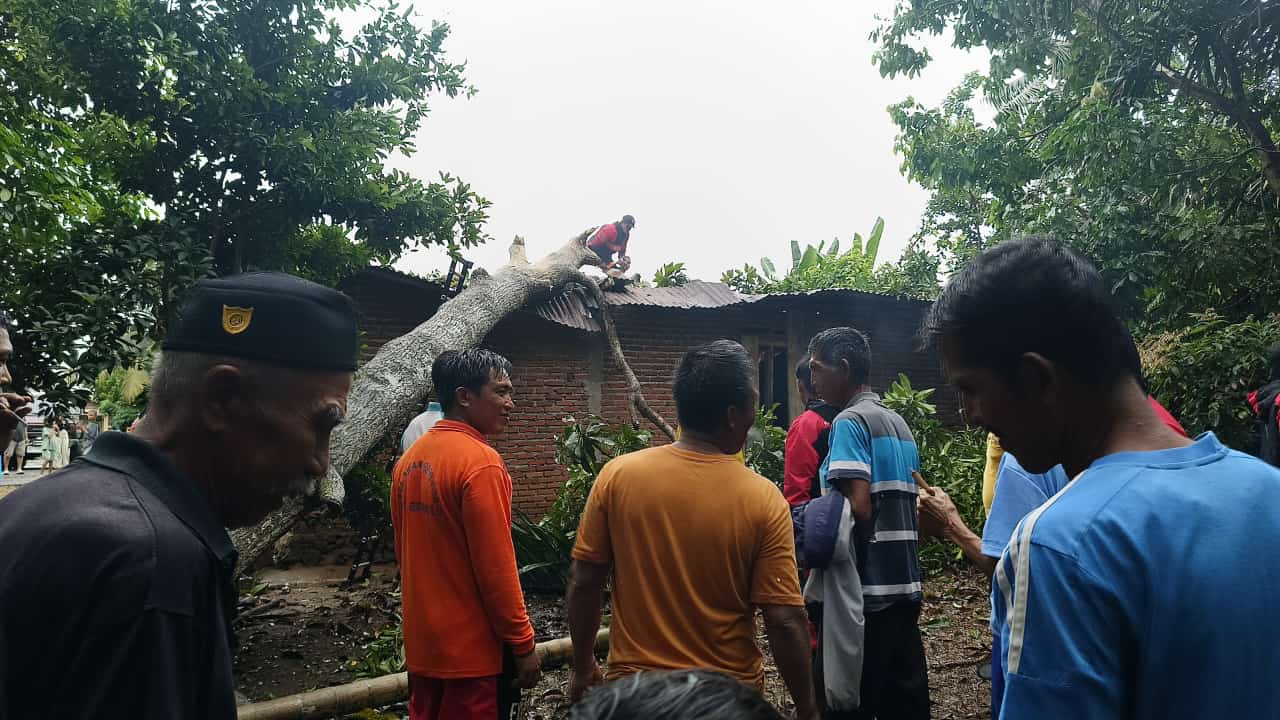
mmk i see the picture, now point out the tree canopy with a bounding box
[874,1,1280,328]
[875,0,1280,445]
[1,0,488,405]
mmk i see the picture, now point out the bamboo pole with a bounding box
[237,628,610,720]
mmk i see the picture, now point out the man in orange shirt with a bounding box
[566,340,819,720]
[392,349,541,720]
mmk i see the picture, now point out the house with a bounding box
[340,267,959,516]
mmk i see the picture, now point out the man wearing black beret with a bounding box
[0,272,358,719]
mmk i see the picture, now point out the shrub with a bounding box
[882,373,986,574]
[545,416,652,534]
[1140,312,1280,451]
[512,509,576,592]
[513,415,651,592]
[343,439,398,535]
[745,404,787,488]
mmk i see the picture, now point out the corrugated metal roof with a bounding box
[530,280,754,331]
[601,280,750,309]
[744,286,931,307]
[355,266,924,333]
[532,284,602,332]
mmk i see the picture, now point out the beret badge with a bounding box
[222,305,254,335]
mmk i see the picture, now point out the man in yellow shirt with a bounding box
[566,340,817,719]
[981,432,1003,516]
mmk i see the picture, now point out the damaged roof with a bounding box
[530,279,918,332]
[599,280,748,309]
[531,280,751,331]
[344,266,917,335]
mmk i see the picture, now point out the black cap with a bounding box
[162,272,359,371]
[622,214,636,227]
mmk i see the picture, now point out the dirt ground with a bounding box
[235,563,992,719]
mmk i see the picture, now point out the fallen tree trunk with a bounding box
[237,628,610,720]
[231,231,671,569]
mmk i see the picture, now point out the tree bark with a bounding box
[230,232,671,569]
[236,629,610,720]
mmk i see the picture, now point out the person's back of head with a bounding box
[922,237,1138,388]
[1268,342,1280,382]
[568,670,784,720]
[672,340,757,452]
[794,355,816,400]
[920,237,1143,472]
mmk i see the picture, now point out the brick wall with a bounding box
[340,269,445,362]
[482,308,746,514]
[484,318,596,516]
[600,307,745,442]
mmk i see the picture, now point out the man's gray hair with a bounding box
[148,351,291,416]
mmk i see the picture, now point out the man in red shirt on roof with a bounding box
[587,214,635,271]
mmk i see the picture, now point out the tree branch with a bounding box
[571,272,676,441]
[1154,64,1280,201]
[1083,0,1280,204]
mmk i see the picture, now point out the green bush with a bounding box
[882,373,986,575]
[343,440,397,535]
[512,509,576,592]
[1140,312,1280,452]
[513,415,651,592]
[745,404,787,489]
[545,416,652,534]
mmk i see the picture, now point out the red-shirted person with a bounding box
[783,356,841,507]
[587,215,635,270]
[392,349,540,720]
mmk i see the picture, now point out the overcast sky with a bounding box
[384,0,988,283]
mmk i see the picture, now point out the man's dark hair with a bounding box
[920,237,1139,386]
[673,340,755,434]
[431,349,513,412]
[0,310,10,330]
[568,669,784,720]
[795,355,815,394]
[1268,342,1280,381]
[807,327,872,386]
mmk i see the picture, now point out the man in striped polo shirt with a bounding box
[808,327,928,720]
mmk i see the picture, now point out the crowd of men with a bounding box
[2,237,1280,719]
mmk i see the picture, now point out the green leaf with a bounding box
[761,256,777,280]
[865,217,884,265]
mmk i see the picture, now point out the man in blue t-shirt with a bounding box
[809,326,928,720]
[920,453,1069,718]
[920,237,1280,720]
